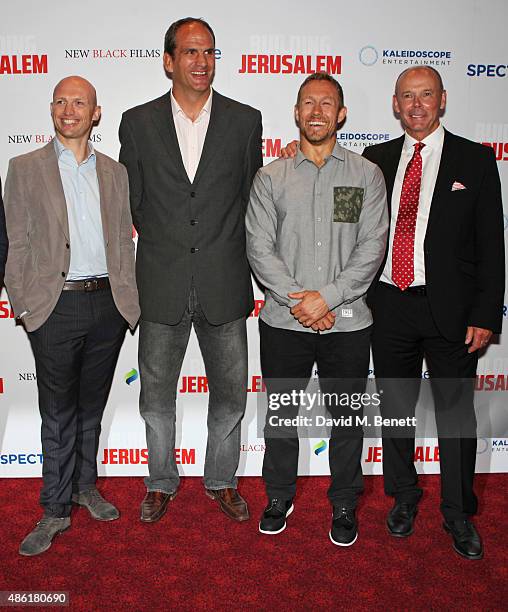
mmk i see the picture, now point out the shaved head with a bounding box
[394,66,444,96]
[50,75,101,153]
[53,75,97,106]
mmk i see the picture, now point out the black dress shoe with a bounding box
[443,520,483,560]
[387,502,417,537]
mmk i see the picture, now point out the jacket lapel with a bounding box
[151,92,190,183]
[95,152,111,246]
[192,91,231,186]
[383,136,404,214]
[425,130,458,239]
[39,141,70,241]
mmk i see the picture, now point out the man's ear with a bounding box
[163,52,174,74]
[393,94,400,116]
[440,89,447,112]
[337,106,347,124]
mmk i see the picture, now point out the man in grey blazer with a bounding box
[4,76,140,556]
[119,17,262,523]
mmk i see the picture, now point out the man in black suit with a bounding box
[119,17,262,523]
[0,179,7,288]
[363,66,504,560]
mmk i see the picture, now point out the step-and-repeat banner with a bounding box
[1,0,507,478]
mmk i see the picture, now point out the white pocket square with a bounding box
[451,181,467,191]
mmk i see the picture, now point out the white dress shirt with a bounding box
[170,89,212,183]
[381,123,445,287]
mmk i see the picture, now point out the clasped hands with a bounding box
[288,290,335,331]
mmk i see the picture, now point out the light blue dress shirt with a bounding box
[53,137,108,280]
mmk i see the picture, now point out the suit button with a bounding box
[66,243,70,249]
[190,191,196,198]
[190,247,199,253]
[61,272,66,277]
[190,219,198,226]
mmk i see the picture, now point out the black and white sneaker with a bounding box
[329,507,358,546]
[259,498,294,535]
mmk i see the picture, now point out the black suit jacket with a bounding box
[363,130,504,341]
[0,178,7,288]
[119,90,263,325]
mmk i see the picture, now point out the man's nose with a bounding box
[196,51,209,63]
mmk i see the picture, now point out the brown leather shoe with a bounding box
[140,490,177,523]
[205,487,249,522]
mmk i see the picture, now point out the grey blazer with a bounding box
[4,141,140,332]
[119,90,263,326]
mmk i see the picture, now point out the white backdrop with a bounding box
[1,0,507,478]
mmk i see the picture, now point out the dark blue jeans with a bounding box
[139,287,248,493]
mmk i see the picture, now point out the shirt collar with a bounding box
[53,135,95,163]
[170,88,213,122]
[403,123,444,153]
[294,140,345,168]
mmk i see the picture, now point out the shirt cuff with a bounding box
[287,297,301,309]
[319,283,342,310]
[269,289,303,309]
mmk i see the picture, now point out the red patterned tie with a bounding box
[391,142,425,290]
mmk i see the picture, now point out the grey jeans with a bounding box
[139,287,248,493]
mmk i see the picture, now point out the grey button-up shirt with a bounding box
[246,142,388,333]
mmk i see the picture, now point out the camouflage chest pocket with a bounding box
[333,186,364,223]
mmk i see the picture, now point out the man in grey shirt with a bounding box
[246,73,388,545]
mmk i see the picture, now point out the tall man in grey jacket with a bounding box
[119,18,262,523]
[246,73,388,545]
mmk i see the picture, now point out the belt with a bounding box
[62,277,110,292]
[379,281,427,296]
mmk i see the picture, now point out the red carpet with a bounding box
[1,474,506,610]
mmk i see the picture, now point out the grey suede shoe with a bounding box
[19,517,71,556]
[72,488,119,521]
